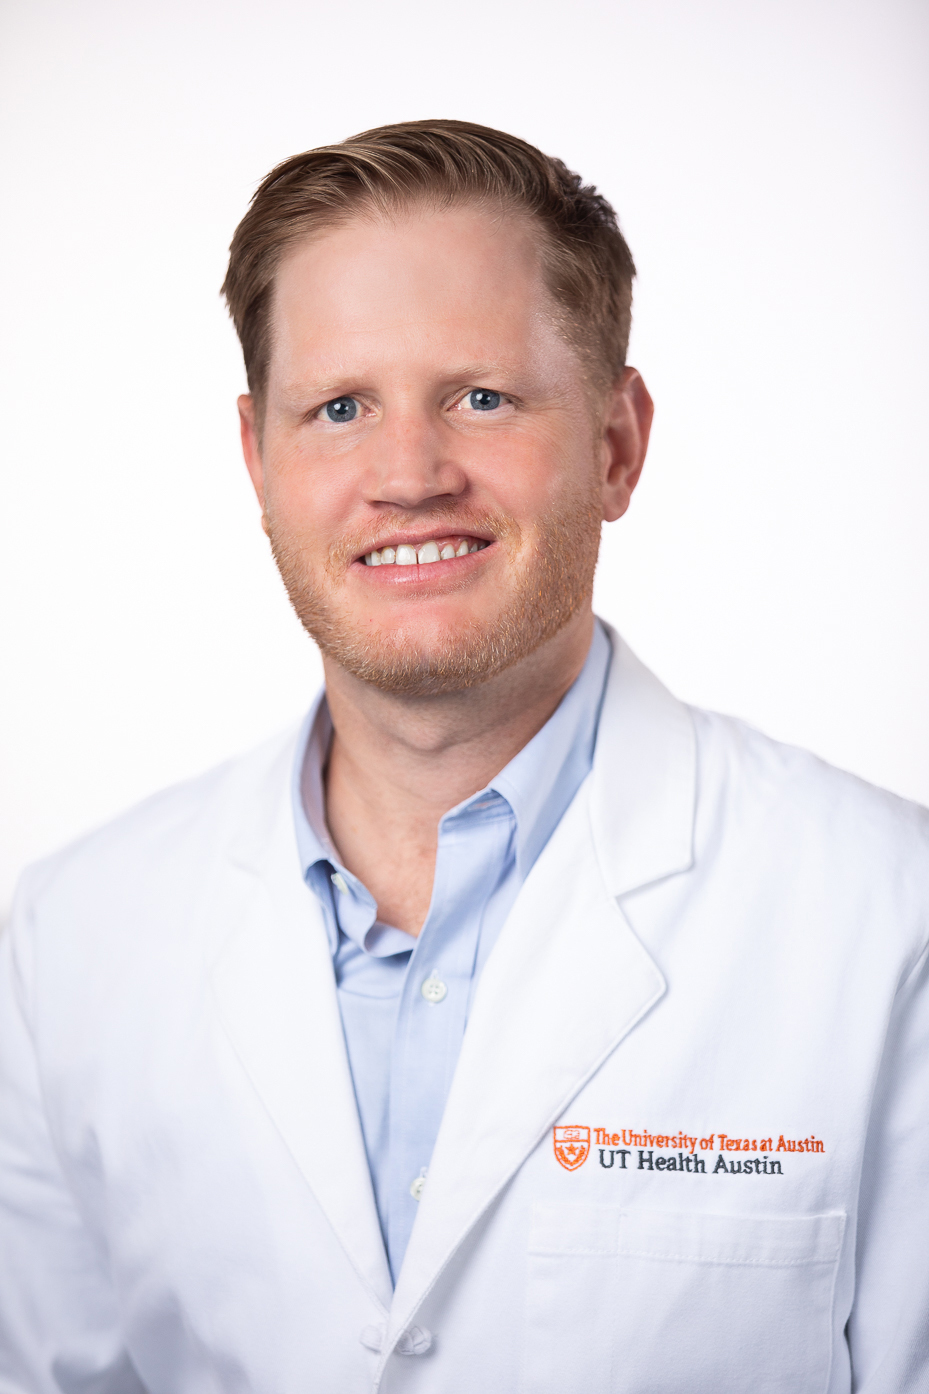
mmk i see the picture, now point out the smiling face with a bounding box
[239,203,649,695]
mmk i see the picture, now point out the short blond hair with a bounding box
[221,119,636,412]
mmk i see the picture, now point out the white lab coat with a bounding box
[1,632,928,1394]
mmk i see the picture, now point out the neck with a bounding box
[321,608,595,934]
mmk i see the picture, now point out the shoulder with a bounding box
[596,629,928,963]
[690,704,928,842]
[687,705,929,952]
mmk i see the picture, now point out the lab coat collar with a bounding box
[211,731,394,1314]
[590,625,696,896]
[384,630,696,1361]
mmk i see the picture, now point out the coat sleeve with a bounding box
[0,880,147,1394]
[848,937,929,1390]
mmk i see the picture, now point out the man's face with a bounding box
[240,203,647,695]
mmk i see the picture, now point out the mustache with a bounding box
[323,504,522,569]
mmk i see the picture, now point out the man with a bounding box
[0,120,927,1393]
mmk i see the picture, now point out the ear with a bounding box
[600,368,654,523]
[238,394,268,528]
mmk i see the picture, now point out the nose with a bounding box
[364,406,467,510]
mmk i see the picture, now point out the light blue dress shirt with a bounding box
[292,620,611,1282]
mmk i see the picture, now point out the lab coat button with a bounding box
[421,970,447,1003]
[396,1326,433,1356]
[360,1325,384,1352]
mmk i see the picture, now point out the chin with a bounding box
[314,613,521,696]
[309,587,591,697]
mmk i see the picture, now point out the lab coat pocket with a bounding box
[522,1205,845,1394]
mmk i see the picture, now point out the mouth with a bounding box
[361,535,491,567]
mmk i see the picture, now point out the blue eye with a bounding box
[323,397,358,423]
[468,389,501,411]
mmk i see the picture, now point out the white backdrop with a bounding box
[1,0,927,918]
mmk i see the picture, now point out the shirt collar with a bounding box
[294,693,336,860]
[487,618,611,876]
[292,619,612,948]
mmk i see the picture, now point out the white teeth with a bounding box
[363,539,488,566]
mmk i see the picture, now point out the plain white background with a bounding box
[1,0,927,918]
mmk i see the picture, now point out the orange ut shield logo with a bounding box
[554,1126,590,1171]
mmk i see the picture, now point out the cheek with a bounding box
[262,446,350,534]
[483,428,594,520]
[480,429,557,496]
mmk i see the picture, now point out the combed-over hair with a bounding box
[221,119,636,413]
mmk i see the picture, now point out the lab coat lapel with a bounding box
[388,789,663,1346]
[388,632,696,1345]
[211,734,392,1313]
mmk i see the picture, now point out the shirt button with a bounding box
[420,970,448,1004]
[410,1168,428,1200]
[330,872,348,894]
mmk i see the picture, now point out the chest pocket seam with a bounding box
[529,1204,847,1266]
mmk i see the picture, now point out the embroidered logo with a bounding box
[557,1125,826,1176]
[553,1125,591,1171]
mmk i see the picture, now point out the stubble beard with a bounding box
[267,485,603,697]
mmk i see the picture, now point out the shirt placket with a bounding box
[384,798,515,1280]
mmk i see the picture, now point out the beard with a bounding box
[266,484,603,697]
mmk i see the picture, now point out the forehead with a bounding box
[267,204,565,378]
